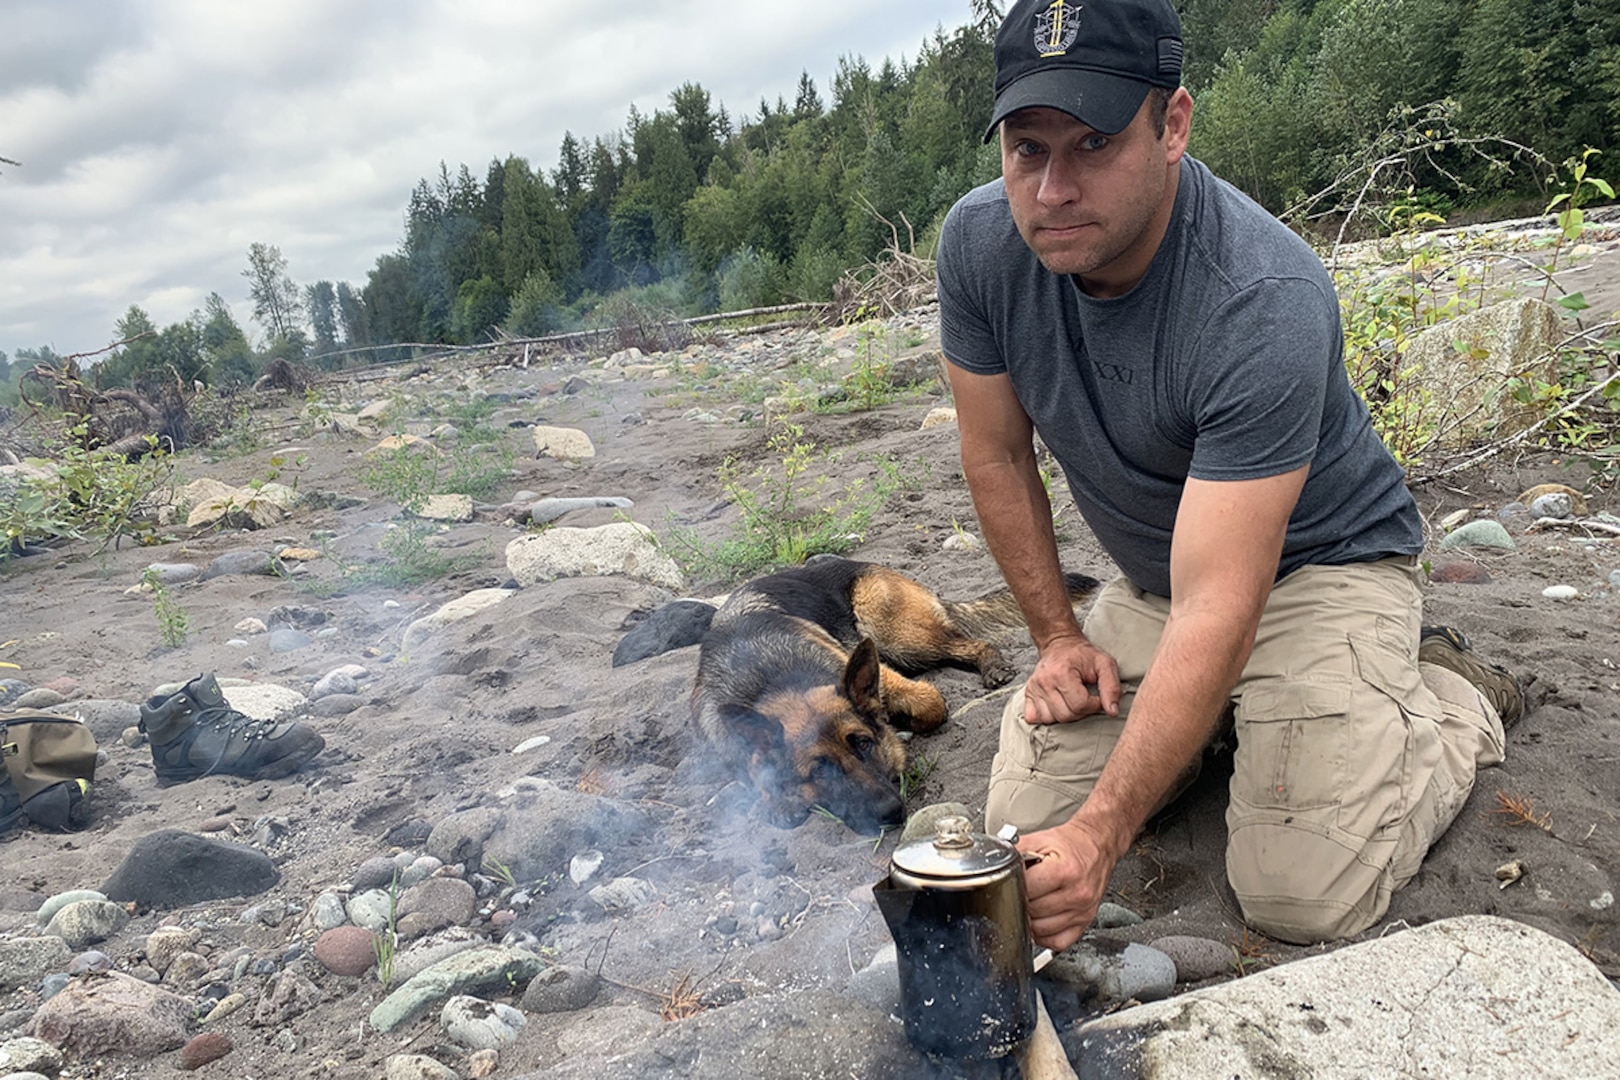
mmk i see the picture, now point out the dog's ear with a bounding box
[841,638,886,720]
[717,702,787,756]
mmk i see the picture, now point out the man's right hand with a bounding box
[1024,633,1121,724]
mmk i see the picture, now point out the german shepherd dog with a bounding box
[691,556,1098,833]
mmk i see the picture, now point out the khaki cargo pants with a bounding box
[985,558,1505,944]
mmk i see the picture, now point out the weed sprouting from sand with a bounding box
[482,856,518,889]
[142,569,188,648]
[898,753,938,803]
[373,871,401,989]
[663,424,920,584]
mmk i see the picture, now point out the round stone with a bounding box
[179,1032,233,1070]
[314,926,377,977]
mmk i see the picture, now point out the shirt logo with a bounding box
[1093,361,1135,385]
[1035,0,1082,58]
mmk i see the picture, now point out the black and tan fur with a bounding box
[691,556,1098,832]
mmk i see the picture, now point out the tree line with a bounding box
[7,0,1611,395]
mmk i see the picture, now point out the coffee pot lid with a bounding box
[891,815,1019,879]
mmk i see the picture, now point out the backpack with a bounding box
[0,710,96,833]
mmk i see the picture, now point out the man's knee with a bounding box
[1226,819,1394,944]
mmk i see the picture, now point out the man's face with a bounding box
[1000,92,1188,294]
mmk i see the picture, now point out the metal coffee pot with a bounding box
[873,815,1047,1060]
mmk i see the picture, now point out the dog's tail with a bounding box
[942,572,1101,637]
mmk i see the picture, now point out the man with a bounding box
[937,0,1526,949]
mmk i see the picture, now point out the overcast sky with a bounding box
[0,1,966,360]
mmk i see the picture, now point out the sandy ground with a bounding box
[0,238,1617,1076]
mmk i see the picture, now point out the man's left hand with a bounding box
[1016,819,1119,951]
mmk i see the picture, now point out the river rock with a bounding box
[611,600,716,666]
[101,830,280,909]
[1044,939,1177,1004]
[312,890,348,931]
[369,946,547,1032]
[522,965,601,1014]
[43,900,129,950]
[1094,902,1144,929]
[531,426,595,459]
[310,670,359,699]
[178,1032,233,1070]
[1529,492,1574,519]
[144,926,198,977]
[416,494,474,522]
[34,889,106,926]
[315,927,378,977]
[505,522,684,590]
[1543,584,1580,600]
[589,876,657,913]
[1518,482,1588,515]
[26,972,191,1056]
[395,877,476,940]
[0,1036,61,1076]
[0,938,72,993]
[1150,935,1236,982]
[12,689,65,709]
[442,995,526,1050]
[400,588,516,652]
[1428,561,1492,585]
[384,1054,458,1080]
[253,970,322,1026]
[164,951,210,988]
[197,549,285,580]
[527,496,634,525]
[352,856,401,892]
[345,889,394,932]
[1438,519,1516,551]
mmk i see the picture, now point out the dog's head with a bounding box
[719,639,907,833]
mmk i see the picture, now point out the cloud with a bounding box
[0,1,959,356]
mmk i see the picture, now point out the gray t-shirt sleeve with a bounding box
[937,200,1005,375]
[1185,276,1338,482]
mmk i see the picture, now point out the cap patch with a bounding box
[1034,0,1082,58]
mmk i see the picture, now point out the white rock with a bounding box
[346,889,395,932]
[1074,916,1620,1078]
[221,683,308,722]
[441,994,526,1050]
[587,877,656,912]
[505,522,683,590]
[531,425,596,460]
[401,588,516,652]
[1542,585,1580,601]
[569,851,604,886]
[512,735,551,755]
[234,617,268,634]
[415,494,474,522]
[920,407,958,430]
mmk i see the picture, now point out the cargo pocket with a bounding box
[1348,631,1446,850]
[1233,677,1353,812]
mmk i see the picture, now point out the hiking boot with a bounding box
[139,673,324,783]
[1418,626,1528,728]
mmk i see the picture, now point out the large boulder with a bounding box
[1073,915,1620,1078]
[1405,296,1564,448]
[26,972,192,1057]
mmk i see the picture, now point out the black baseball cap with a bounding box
[984,0,1183,141]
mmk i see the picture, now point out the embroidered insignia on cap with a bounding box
[1034,0,1082,58]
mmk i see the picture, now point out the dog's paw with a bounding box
[979,651,1017,688]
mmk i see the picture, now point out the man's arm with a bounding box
[1019,464,1309,950]
[946,363,1121,720]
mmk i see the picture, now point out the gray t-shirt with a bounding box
[938,155,1421,597]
